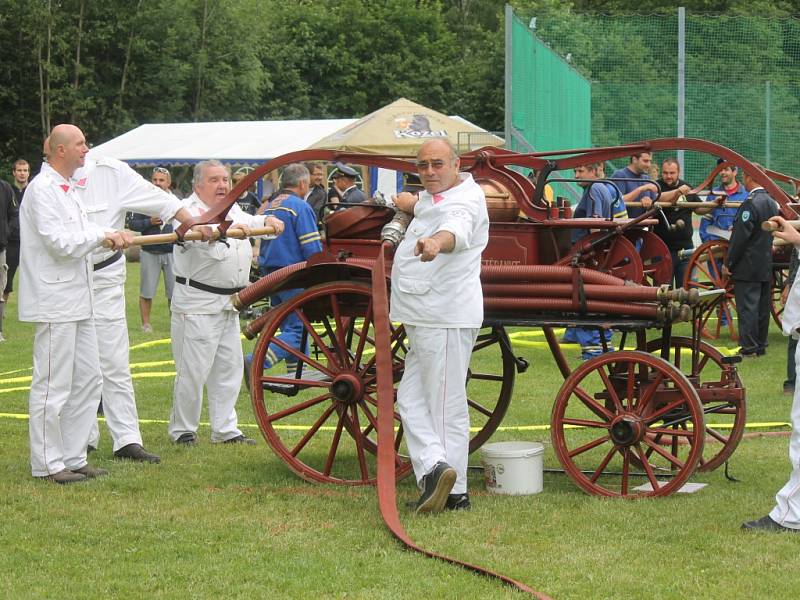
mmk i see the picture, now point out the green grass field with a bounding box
[1,262,798,599]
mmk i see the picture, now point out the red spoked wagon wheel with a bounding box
[683,240,737,341]
[646,337,745,472]
[559,232,644,283]
[250,282,517,485]
[623,230,673,286]
[551,351,704,498]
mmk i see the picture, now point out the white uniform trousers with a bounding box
[87,282,144,451]
[168,310,244,442]
[29,320,102,476]
[397,325,477,495]
[769,340,800,529]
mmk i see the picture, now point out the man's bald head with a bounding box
[47,124,88,178]
[415,139,460,194]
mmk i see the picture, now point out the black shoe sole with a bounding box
[416,467,456,514]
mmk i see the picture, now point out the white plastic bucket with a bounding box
[481,441,545,495]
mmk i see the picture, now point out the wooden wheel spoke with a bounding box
[561,417,611,429]
[598,365,625,413]
[473,334,500,353]
[269,334,333,377]
[634,443,661,489]
[645,397,689,424]
[636,372,664,414]
[568,434,611,458]
[349,405,370,480]
[267,392,332,422]
[328,293,351,369]
[705,425,730,445]
[294,309,341,372]
[642,437,685,470]
[621,447,630,496]
[290,402,337,456]
[351,304,374,367]
[625,361,636,410]
[467,396,495,418]
[322,413,347,476]
[647,426,695,438]
[321,313,351,370]
[589,446,618,483]
[573,386,615,421]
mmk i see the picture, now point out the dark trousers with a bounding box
[786,336,798,389]
[670,249,689,289]
[734,279,771,354]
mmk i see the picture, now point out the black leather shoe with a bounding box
[175,432,197,445]
[741,515,799,532]
[38,469,87,484]
[73,464,109,478]
[223,434,257,445]
[414,462,456,514]
[114,443,161,464]
[445,493,471,511]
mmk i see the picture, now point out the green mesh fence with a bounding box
[509,10,800,190]
[508,12,591,199]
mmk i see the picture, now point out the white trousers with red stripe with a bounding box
[168,311,244,442]
[28,320,102,476]
[769,340,800,529]
[88,282,143,452]
[397,325,478,495]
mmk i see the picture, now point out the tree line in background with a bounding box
[1,0,799,178]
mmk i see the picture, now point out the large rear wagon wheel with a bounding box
[250,281,412,485]
[249,282,517,485]
[551,351,704,498]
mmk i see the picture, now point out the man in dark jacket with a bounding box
[725,164,779,357]
[0,179,14,342]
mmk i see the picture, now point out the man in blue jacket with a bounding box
[245,164,323,384]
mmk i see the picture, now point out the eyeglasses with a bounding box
[415,159,451,171]
[152,167,170,175]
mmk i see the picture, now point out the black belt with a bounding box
[175,276,243,295]
[93,250,123,271]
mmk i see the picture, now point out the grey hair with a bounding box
[280,163,310,189]
[193,159,227,186]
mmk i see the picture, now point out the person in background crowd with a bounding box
[128,166,177,334]
[232,167,261,215]
[724,164,779,358]
[610,152,658,218]
[20,124,133,483]
[244,163,323,385]
[0,178,13,342]
[392,139,489,513]
[597,162,627,219]
[328,162,366,207]
[169,160,284,445]
[700,159,748,243]
[652,158,700,287]
[305,162,328,226]
[742,215,800,533]
[3,159,29,315]
[563,162,615,359]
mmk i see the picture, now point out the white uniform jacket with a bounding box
[784,251,800,339]
[78,157,183,286]
[18,163,107,323]
[390,173,489,329]
[172,193,269,315]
